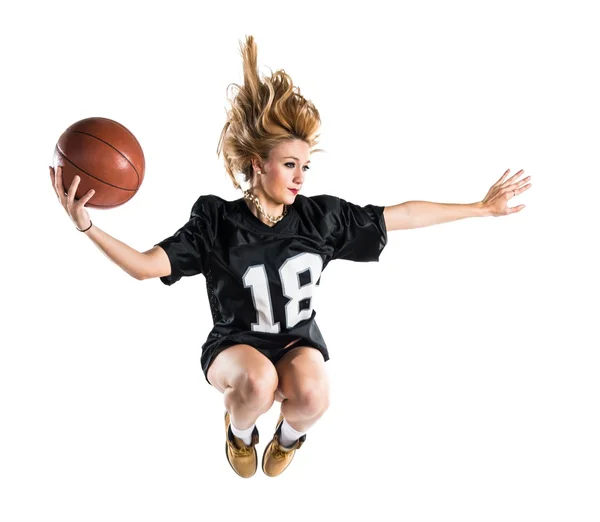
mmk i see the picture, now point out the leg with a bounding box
[207,344,279,430]
[273,338,301,403]
[275,346,330,433]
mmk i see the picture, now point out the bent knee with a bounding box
[292,386,330,418]
[232,366,279,407]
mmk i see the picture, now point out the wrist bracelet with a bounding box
[76,221,93,232]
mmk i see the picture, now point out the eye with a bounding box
[285,162,310,171]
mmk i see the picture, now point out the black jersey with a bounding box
[154,194,387,358]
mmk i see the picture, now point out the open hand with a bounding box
[480,169,532,217]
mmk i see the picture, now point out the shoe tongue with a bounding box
[232,434,249,449]
[277,439,297,452]
[228,426,250,449]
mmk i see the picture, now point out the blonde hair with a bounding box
[217,35,324,190]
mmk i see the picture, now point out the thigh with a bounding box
[207,344,279,394]
[274,346,329,400]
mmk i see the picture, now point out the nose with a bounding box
[293,168,304,185]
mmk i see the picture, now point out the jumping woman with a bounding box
[50,35,531,479]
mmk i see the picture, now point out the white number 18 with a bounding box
[242,252,323,333]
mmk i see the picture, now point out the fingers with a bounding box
[516,179,532,191]
[51,165,68,205]
[74,188,95,210]
[511,183,531,196]
[504,169,526,185]
[49,166,58,198]
[66,174,80,213]
[516,182,532,195]
[511,169,526,182]
[496,169,527,190]
[57,165,66,196]
[496,169,511,184]
[508,204,525,214]
[51,166,67,205]
[505,179,532,197]
[50,166,95,229]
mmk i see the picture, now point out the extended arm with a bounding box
[80,225,171,280]
[383,201,485,231]
[383,169,531,232]
[50,165,169,280]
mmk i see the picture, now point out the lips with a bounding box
[289,189,298,194]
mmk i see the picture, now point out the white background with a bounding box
[1,1,598,521]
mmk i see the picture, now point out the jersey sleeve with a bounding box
[331,197,388,262]
[310,195,388,262]
[153,195,219,286]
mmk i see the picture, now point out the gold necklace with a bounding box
[243,189,287,224]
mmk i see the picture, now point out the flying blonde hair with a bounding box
[217,35,324,190]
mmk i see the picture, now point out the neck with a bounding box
[244,188,286,226]
[252,188,284,215]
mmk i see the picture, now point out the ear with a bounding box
[251,156,263,174]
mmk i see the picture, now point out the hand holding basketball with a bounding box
[50,165,94,231]
[52,117,145,209]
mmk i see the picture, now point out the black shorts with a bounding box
[200,331,329,386]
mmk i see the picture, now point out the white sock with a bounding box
[279,418,306,448]
[230,421,255,446]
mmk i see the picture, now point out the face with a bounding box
[252,139,310,206]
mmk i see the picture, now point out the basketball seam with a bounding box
[111,121,145,173]
[67,129,141,189]
[55,142,138,192]
[112,119,143,148]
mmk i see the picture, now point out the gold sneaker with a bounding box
[261,414,306,478]
[224,411,259,478]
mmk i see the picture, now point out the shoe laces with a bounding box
[271,441,294,461]
[229,440,252,458]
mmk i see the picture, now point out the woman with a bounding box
[49,35,531,479]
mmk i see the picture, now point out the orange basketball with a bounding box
[53,117,145,209]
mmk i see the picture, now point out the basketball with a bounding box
[52,117,145,209]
